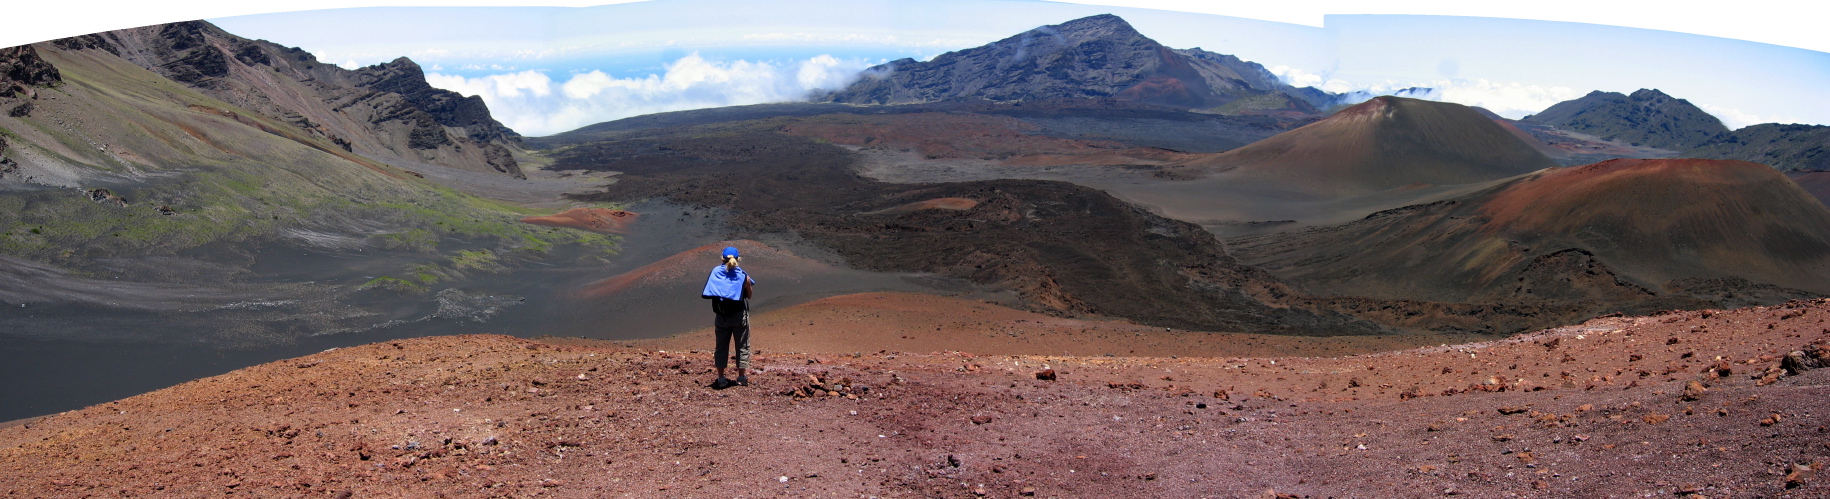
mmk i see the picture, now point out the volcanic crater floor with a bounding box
[3,296,1829,498]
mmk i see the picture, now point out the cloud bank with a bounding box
[425,53,873,136]
[1278,72,1776,130]
[1271,66,1589,119]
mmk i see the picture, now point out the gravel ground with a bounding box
[3,298,1827,498]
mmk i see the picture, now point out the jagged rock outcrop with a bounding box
[1685,123,1830,172]
[0,45,61,98]
[48,21,525,178]
[819,14,1308,110]
[0,45,55,178]
[1522,89,1728,150]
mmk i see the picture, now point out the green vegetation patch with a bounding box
[358,276,428,294]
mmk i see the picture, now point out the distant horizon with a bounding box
[14,1,1826,136]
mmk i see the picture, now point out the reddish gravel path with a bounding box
[3,298,1828,498]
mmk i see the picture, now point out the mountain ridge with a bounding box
[819,14,1315,111]
[1522,88,1728,150]
[1685,123,1830,172]
[45,21,525,178]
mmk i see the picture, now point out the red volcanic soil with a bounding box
[861,197,980,216]
[519,208,639,235]
[776,112,1196,166]
[1480,158,1830,290]
[1789,170,1830,208]
[5,296,1829,497]
[1181,96,1556,197]
[1233,157,1830,309]
[638,292,1479,358]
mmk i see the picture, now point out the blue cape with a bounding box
[701,265,751,300]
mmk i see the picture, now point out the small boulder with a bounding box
[1782,351,1821,375]
[1787,462,1817,488]
[1681,380,1707,401]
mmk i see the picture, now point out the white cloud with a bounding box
[1698,104,1802,131]
[427,53,875,136]
[1268,65,1324,88]
[1434,79,1583,119]
[796,55,859,90]
[1270,69,1585,118]
[425,70,554,100]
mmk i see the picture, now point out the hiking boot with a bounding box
[734,375,750,386]
[711,377,732,389]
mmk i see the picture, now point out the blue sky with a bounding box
[12,0,1825,136]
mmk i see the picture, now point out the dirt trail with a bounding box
[2,297,1828,497]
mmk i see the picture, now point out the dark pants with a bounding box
[714,323,750,371]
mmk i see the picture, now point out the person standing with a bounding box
[701,246,755,389]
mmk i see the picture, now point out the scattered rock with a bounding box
[784,373,868,399]
[1756,365,1785,386]
[1788,462,1818,488]
[1681,381,1707,401]
[1497,406,1531,415]
[1782,350,1822,375]
[970,415,993,425]
[1034,369,1057,381]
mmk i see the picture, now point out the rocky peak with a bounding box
[48,21,525,177]
[1628,88,1672,103]
[1028,13,1145,45]
[1523,88,1728,150]
[820,14,1302,110]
